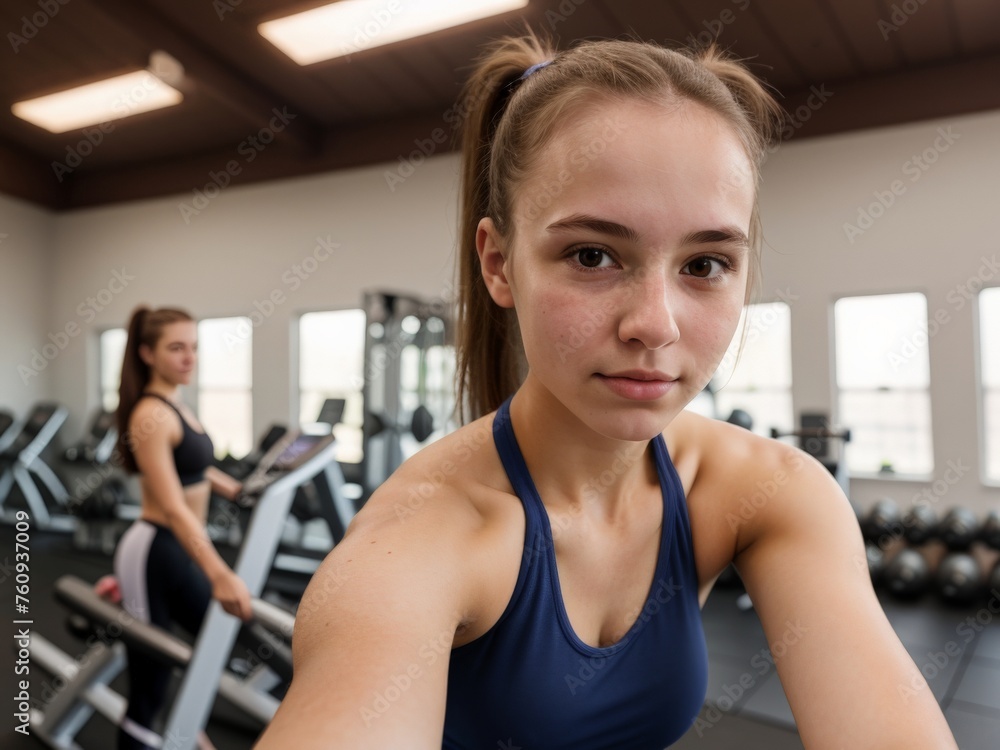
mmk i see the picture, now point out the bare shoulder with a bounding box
[300,411,521,639]
[262,416,519,747]
[123,399,184,472]
[331,412,525,637]
[665,409,806,477]
[127,396,181,444]
[665,410,843,554]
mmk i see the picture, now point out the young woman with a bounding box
[113,306,252,750]
[256,33,958,749]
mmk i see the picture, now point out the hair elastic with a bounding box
[520,59,553,80]
[491,59,555,130]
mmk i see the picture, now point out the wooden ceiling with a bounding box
[1,0,998,211]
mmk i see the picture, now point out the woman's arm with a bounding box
[729,439,957,749]
[254,482,479,749]
[205,465,241,501]
[129,401,252,621]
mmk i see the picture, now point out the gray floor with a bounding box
[680,586,1000,749]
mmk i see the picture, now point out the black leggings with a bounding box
[113,519,211,749]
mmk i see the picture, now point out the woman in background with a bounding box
[113,305,252,750]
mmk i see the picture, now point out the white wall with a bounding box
[48,155,461,440]
[758,108,1000,513]
[0,194,55,411]
[4,106,998,514]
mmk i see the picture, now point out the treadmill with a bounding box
[0,402,74,530]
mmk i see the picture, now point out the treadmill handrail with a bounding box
[252,597,296,638]
[53,575,294,668]
[54,576,191,668]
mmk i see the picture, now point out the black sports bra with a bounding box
[141,393,215,486]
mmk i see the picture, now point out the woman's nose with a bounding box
[617,272,681,349]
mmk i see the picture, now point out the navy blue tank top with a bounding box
[141,393,214,486]
[443,398,707,749]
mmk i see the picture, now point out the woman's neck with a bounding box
[144,376,180,403]
[507,377,657,520]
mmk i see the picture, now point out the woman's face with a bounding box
[142,320,198,386]
[478,97,755,441]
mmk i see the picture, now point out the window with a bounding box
[981,287,1000,483]
[299,309,366,464]
[834,293,933,476]
[99,328,127,412]
[197,317,253,459]
[710,301,794,436]
[397,315,456,459]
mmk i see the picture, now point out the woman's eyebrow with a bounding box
[546,214,749,252]
[546,214,641,243]
[682,227,750,252]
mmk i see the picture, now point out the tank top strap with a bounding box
[141,392,197,432]
[650,432,679,539]
[140,392,183,418]
[492,397,551,537]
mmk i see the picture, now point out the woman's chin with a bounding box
[590,410,673,443]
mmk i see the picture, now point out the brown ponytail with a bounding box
[115,305,194,473]
[455,31,556,424]
[454,31,785,422]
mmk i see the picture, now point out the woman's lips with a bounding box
[596,372,678,400]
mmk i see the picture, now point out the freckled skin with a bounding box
[479,98,756,443]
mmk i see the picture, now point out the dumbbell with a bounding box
[989,560,1000,597]
[936,552,984,606]
[725,409,753,431]
[901,504,937,546]
[68,479,126,520]
[882,548,932,600]
[715,563,744,589]
[364,404,435,443]
[980,510,1000,550]
[862,499,902,546]
[865,543,886,586]
[938,507,979,551]
[984,512,1000,602]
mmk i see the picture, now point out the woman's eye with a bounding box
[686,256,728,279]
[576,247,611,268]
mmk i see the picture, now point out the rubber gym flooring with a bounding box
[3,523,999,749]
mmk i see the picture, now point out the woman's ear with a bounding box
[476,217,515,309]
[138,343,153,367]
